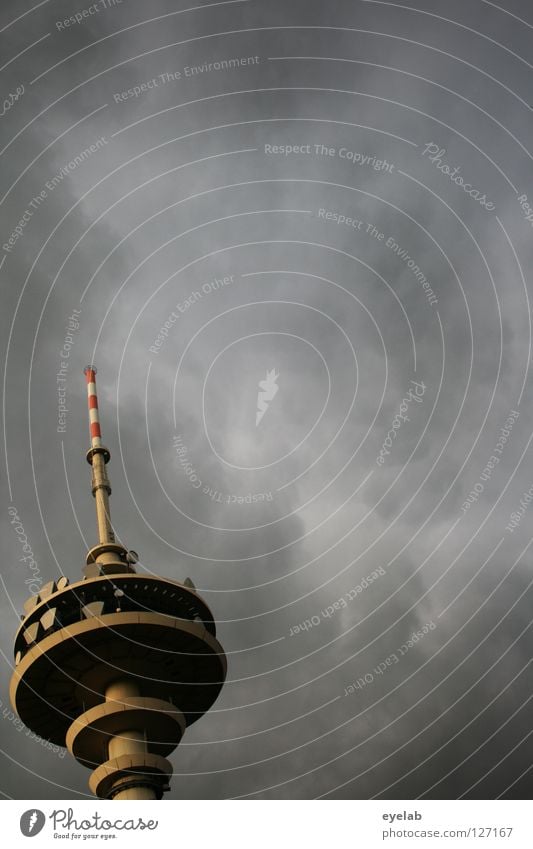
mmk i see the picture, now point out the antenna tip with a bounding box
[84,365,97,376]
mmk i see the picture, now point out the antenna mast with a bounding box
[83,365,136,576]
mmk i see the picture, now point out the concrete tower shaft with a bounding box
[10,367,226,800]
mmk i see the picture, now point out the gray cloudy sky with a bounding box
[1,0,533,800]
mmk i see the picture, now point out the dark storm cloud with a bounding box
[1,0,533,802]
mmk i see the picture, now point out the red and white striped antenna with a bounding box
[83,365,137,575]
[84,364,103,449]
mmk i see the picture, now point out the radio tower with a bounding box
[10,366,226,800]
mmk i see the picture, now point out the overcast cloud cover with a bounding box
[1,0,533,801]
